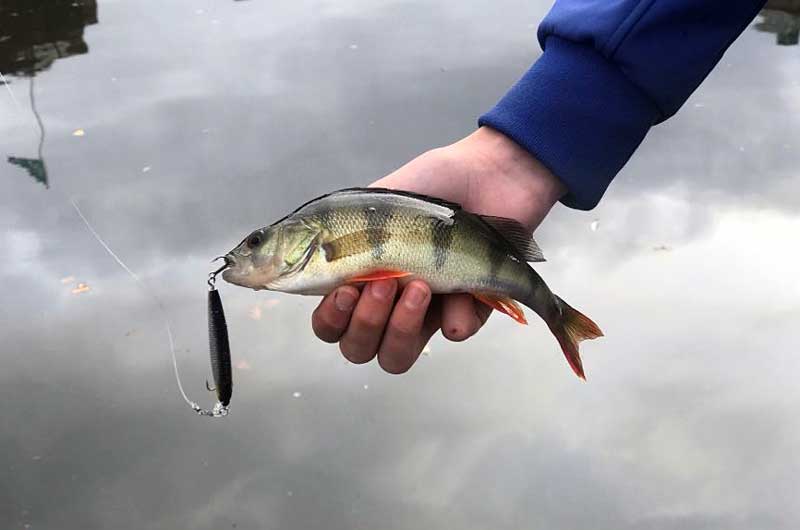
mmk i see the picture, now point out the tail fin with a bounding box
[548,296,603,380]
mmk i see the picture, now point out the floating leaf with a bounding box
[71,282,90,294]
[248,305,262,320]
[235,359,251,371]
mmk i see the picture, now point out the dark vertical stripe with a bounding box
[431,219,453,271]
[364,206,390,261]
[488,239,505,287]
[315,205,332,228]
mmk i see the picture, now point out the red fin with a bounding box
[348,270,412,283]
[549,295,603,380]
[473,293,528,325]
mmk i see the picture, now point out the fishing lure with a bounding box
[206,260,233,415]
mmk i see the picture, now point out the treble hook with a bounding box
[208,256,229,289]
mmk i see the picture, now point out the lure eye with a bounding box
[247,234,262,248]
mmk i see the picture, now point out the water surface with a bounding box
[2,1,799,529]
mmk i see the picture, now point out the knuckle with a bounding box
[388,320,417,342]
[352,310,387,331]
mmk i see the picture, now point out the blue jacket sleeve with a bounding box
[478,0,766,210]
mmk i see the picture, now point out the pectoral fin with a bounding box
[348,270,413,283]
[473,293,528,325]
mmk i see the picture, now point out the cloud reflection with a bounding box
[0,1,799,529]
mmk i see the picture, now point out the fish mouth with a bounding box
[221,268,266,290]
[219,256,276,291]
[221,267,239,285]
[220,256,254,288]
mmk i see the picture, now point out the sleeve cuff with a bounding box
[478,36,660,210]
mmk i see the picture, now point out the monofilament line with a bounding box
[71,198,219,417]
[0,70,23,111]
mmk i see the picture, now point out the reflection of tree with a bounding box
[756,0,800,45]
[0,0,98,77]
[8,77,48,187]
[2,0,97,188]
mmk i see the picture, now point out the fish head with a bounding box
[222,219,319,290]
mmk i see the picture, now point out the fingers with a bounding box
[475,299,493,326]
[338,280,397,364]
[421,296,443,342]
[441,293,486,342]
[377,281,432,374]
[311,286,360,343]
[314,283,490,374]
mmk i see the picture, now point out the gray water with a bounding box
[2,1,799,529]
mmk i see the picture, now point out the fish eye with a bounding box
[247,233,262,248]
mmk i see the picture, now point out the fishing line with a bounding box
[0,70,23,111]
[71,198,227,417]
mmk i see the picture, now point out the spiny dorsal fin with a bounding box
[344,187,463,211]
[478,215,545,262]
[271,187,461,228]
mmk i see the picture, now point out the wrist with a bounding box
[456,126,567,229]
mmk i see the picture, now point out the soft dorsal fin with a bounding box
[343,187,463,211]
[479,215,545,262]
[272,187,461,228]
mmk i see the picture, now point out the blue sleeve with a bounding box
[478,0,766,210]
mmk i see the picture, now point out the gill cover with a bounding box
[276,219,321,277]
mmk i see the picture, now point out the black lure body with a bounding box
[208,286,233,407]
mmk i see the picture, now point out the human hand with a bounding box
[311,126,567,374]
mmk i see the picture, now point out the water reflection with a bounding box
[0,0,97,76]
[7,77,48,187]
[0,2,798,529]
[1,0,97,188]
[756,0,800,45]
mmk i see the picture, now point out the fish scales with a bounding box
[300,202,528,296]
[222,188,603,379]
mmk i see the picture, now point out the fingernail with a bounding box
[334,289,356,312]
[370,280,394,300]
[404,284,428,309]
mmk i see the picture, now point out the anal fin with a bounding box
[473,293,528,325]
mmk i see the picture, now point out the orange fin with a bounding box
[549,295,603,380]
[348,270,412,283]
[473,293,528,325]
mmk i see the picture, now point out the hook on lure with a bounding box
[208,256,229,289]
